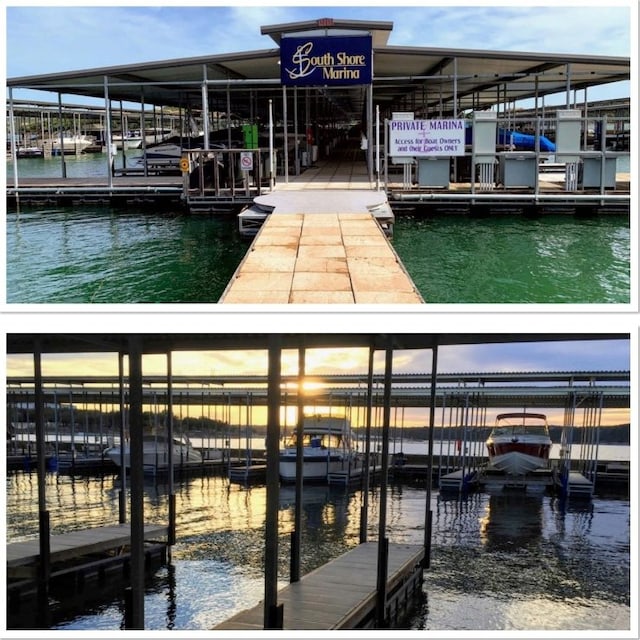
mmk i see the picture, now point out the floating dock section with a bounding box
[214,541,424,630]
[7,523,169,623]
[221,190,423,304]
[7,523,169,579]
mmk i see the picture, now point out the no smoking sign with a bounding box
[240,152,253,171]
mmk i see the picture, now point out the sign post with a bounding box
[240,151,253,196]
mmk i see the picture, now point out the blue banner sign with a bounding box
[280,35,372,86]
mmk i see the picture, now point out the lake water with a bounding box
[10,432,631,463]
[5,470,630,632]
[6,153,630,304]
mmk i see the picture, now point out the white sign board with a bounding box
[240,152,253,171]
[389,119,466,156]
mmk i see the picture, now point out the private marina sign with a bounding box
[280,35,372,86]
[389,119,466,156]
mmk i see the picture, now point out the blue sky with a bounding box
[4,3,633,104]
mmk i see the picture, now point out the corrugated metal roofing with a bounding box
[7,18,630,121]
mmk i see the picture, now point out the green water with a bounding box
[6,206,630,304]
[392,214,630,304]
[6,153,631,304]
[7,206,248,303]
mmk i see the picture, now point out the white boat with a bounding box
[141,142,186,166]
[46,134,96,155]
[112,131,143,149]
[105,433,203,470]
[113,128,175,150]
[140,137,230,168]
[486,412,552,476]
[279,414,361,483]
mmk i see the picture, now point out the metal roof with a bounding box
[6,382,630,411]
[5,370,631,387]
[6,18,630,121]
[6,333,628,355]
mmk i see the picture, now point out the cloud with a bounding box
[374,5,630,56]
[6,339,629,378]
[7,5,630,79]
[434,340,629,374]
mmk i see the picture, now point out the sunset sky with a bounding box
[5,337,631,427]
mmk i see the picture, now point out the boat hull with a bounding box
[279,453,349,482]
[105,443,203,470]
[48,136,95,155]
[486,443,551,475]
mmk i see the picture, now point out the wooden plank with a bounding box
[214,542,424,630]
[7,523,168,568]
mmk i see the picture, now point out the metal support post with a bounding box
[375,341,394,627]
[264,335,282,628]
[127,336,145,629]
[291,344,305,583]
[423,340,438,567]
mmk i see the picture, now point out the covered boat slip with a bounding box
[7,334,630,629]
[6,18,631,213]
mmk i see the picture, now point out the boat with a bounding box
[485,412,552,476]
[112,131,144,149]
[16,146,44,158]
[46,133,96,155]
[104,433,204,470]
[279,414,361,483]
[138,130,242,168]
[113,127,175,149]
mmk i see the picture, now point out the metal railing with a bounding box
[381,113,630,202]
[183,147,271,199]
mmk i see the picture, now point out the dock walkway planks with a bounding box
[220,205,423,304]
[214,541,424,630]
[7,523,168,576]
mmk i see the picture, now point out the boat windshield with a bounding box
[284,432,343,449]
[491,423,548,437]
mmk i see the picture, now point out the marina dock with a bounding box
[221,205,423,304]
[214,541,424,630]
[7,523,169,579]
[7,523,169,624]
[5,335,631,630]
[219,145,425,303]
[6,174,184,207]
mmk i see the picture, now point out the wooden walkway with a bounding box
[214,541,424,630]
[220,204,423,304]
[7,523,168,578]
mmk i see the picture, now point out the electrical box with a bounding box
[555,110,582,163]
[417,157,450,187]
[581,155,617,188]
[499,153,537,188]
[472,112,497,163]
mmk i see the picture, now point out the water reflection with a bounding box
[6,471,630,631]
[479,493,544,549]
